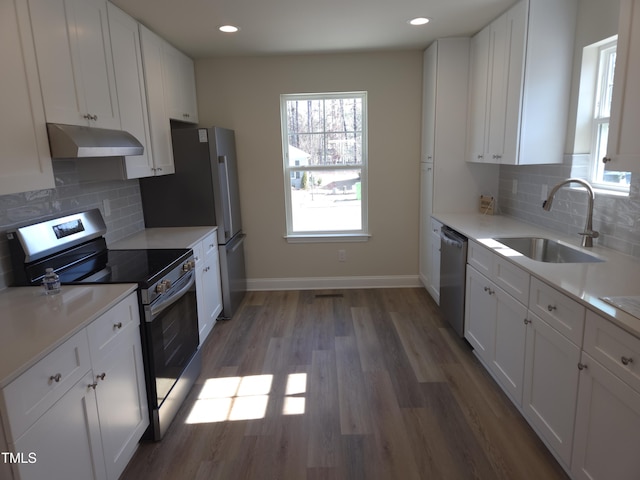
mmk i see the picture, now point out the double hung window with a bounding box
[280,92,368,239]
[590,39,630,191]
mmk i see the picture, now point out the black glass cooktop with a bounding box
[57,249,192,287]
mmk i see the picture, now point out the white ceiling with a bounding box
[111,0,518,58]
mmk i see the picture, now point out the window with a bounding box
[589,39,631,192]
[280,92,368,239]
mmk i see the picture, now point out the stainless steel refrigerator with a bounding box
[140,126,246,319]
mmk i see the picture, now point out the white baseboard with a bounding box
[246,275,421,291]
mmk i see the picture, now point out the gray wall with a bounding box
[0,161,144,290]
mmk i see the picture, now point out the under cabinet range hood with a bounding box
[46,123,144,158]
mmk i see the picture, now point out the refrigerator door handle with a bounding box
[218,155,234,240]
[228,233,246,253]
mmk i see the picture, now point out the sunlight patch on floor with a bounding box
[185,373,307,424]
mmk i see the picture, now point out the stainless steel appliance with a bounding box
[140,126,247,319]
[7,209,200,441]
[439,226,468,337]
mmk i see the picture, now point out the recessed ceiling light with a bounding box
[219,25,239,33]
[408,17,431,26]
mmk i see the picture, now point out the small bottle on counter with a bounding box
[42,268,61,295]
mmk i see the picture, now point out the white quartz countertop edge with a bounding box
[109,226,218,250]
[433,213,640,339]
[0,284,137,388]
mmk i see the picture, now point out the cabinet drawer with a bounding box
[584,310,640,393]
[86,292,139,365]
[529,277,585,346]
[467,240,493,277]
[202,231,218,260]
[2,329,91,440]
[493,257,529,305]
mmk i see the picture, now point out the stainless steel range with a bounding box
[7,209,201,441]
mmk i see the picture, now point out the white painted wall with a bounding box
[195,51,423,286]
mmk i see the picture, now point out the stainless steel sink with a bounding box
[493,237,604,263]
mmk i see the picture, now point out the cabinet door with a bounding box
[198,253,222,345]
[523,312,580,467]
[492,286,527,404]
[71,0,120,129]
[0,0,54,195]
[163,42,198,123]
[139,25,175,175]
[485,14,508,162]
[571,353,640,480]
[92,322,148,480]
[429,220,442,302]
[421,44,437,163]
[605,0,640,171]
[467,26,490,163]
[501,0,527,165]
[107,3,154,178]
[28,0,119,129]
[418,163,433,290]
[464,266,496,363]
[14,372,106,480]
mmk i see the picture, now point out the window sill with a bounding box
[284,234,371,243]
[569,185,630,198]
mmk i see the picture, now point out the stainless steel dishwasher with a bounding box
[439,226,468,337]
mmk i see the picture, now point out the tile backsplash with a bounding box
[498,155,640,258]
[0,161,145,290]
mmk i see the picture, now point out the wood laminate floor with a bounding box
[121,288,568,480]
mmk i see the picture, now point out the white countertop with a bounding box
[0,284,137,388]
[433,213,640,339]
[110,226,217,250]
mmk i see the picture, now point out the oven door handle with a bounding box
[148,270,196,321]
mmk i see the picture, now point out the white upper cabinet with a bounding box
[107,3,157,178]
[28,0,120,130]
[162,43,199,124]
[139,24,198,176]
[139,25,176,176]
[421,43,437,163]
[0,0,54,195]
[466,27,491,163]
[604,0,640,172]
[466,0,578,165]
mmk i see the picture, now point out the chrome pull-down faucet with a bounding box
[542,178,599,247]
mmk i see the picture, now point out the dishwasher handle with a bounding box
[440,228,467,248]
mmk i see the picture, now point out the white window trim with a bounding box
[280,92,369,241]
[588,37,630,194]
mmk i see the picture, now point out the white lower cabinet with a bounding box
[465,265,527,405]
[1,291,147,480]
[465,265,496,361]
[571,311,640,479]
[522,312,581,468]
[428,217,442,304]
[86,293,148,480]
[14,371,105,480]
[464,240,640,478]
[191,232,223,346]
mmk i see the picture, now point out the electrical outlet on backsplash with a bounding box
[498,155,640,259]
